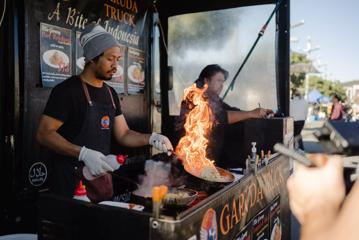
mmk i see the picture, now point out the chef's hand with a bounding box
[251,108,273,118]
[78,146,114,176]
[149,133,174,155]
[287,154,345,225]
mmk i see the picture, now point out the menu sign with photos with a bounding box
[251,207,270,240]
[105,44,126,94]
[269,197,282,240]
[75,31,85,75]
[40,23,72,88]
[127,47,145,94]
[235,222,252,240]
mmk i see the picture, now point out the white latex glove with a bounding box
[78,146,114,176]
[149,133,174,154]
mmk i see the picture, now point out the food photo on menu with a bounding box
[112,63,124,83]
[40,23,72,88]
[75,31,84,75]
[127,47,145,94]
[128,62,145,85]
[76,56,85,71]
[105,45,125,94]
[270,217,282,240]
[269,197,281,240]
[43,49,70,72]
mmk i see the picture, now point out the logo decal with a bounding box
[28,162,47,187]
[200,208,218,240]
[101,115,110,129]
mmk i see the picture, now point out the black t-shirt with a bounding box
[174,92,240,166]
[43,76,122,142]
[175,96,238,130]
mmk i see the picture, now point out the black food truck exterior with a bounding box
[0,0,291,238]
[39,154,291,239]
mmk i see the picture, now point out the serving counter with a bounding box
[38,153,291,240]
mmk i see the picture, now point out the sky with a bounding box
[291,0,359,82]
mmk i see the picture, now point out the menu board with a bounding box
[36,0,150,94]
[269,197,282,240]
[127,47,145,94]
[105,45,126,93]
[75,31,85,75]
[235,223,252,240]
[251,207,270,240]
[40,23,72,88]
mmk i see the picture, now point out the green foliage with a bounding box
[290,72,305,89]
[309,76,347,101]
[291,52,309,64]
[290,51,346,101]
[290,52,307,95]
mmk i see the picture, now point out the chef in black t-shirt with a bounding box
[174,64,272,167]
[36,23,173,202]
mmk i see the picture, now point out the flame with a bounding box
[175,83,218,176]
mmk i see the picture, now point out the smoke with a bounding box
[134,160,171,197]
[168,10,240,57]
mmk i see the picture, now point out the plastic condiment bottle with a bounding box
[82,166,104,181]
[245,155,250,174]
[264,150,271,165]
[103,154,127,170]
[82,154,127,180]
[254,155,259,173]
[73,181,91,202]
[263,156,269,166]
[251,142,257,160]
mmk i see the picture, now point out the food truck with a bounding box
[0,0,292,239]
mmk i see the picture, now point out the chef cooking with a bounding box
[36,23,173,202]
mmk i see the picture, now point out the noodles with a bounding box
[199,166,226,182]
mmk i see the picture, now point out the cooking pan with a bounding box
[184,165,235,193]
[152,152,235,193]
[184,165,235,183]
[131,187,198,208]
[133,152,235,196]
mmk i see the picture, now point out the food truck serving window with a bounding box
[167,4,277,115]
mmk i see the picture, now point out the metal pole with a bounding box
[222,0,286,100]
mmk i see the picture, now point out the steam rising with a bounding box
[134,160,171,197]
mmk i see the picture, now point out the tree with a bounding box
[290,51,346,101]
[290,72,305,93]
[291,52,309,64]
[290,52,309,95]
[309,75,347,101]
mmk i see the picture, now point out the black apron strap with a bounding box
[81,80,93,106]
[106,85,116,110]
[81,80,116,110]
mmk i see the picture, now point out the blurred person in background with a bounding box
[290,89,308,150]
[330,94,345,121]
